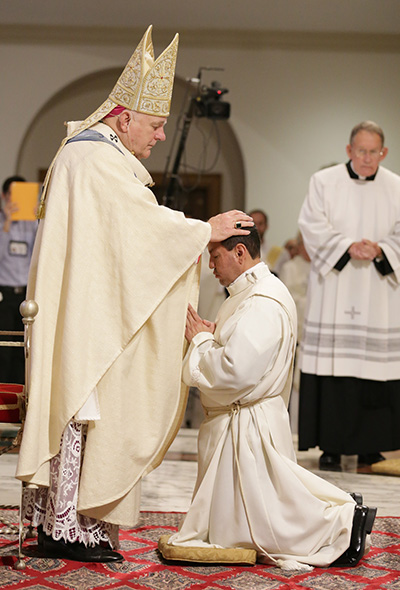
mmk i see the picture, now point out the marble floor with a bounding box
[1,424,399,517]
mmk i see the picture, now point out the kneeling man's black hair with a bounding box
[221,225,261,259]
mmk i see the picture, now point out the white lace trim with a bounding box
[23,420,119,548]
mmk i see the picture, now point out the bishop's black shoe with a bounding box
[319,452,342,472]
[41,534,124,563]
[330,504,377,568]
[37,525,44,547]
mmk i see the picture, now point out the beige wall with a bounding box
[1,30,400,247]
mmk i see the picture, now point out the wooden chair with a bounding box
[0,300,38,569]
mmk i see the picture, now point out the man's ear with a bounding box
[379,146,388,162]
[118,110,132,133]
[235,243,247,260]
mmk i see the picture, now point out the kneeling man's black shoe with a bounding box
[42,535,124,562]
[349,492,363,505]
[319,452,342,472]
[330,504,377,568]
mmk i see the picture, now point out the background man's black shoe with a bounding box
[42,535,123,562]
[319,452,342,471]
[330,504,377,568]
[358,453,385,466]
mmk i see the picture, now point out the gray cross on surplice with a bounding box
[345,306,361,320]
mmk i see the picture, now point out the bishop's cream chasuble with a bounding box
[16,122,211,526]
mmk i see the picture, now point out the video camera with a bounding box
[193,80,231,120]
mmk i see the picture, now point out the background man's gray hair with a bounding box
[349,121,384,146]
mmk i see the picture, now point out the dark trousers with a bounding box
[0,286,26,384]
[298,371,400,455]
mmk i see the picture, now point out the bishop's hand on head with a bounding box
[208,210,254,242]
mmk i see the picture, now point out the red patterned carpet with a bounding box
[1,510,400,589]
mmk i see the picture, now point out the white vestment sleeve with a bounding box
[298,173,353,278]
[182,296,285,404]
[379,218,400,284]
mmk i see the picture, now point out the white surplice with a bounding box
[169,263,355,569]
[298,163,400,381]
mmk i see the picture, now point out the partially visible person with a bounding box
[248,209,270,261]
[248,208,292,271]
[16,26,253,564]
[298,120,400,472]
[280,232,310,343]
[165,226,376,571]
[280,232,311,432]
[0,175,38,383]
[271,237,299,276]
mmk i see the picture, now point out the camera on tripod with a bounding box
[193,81,231,120]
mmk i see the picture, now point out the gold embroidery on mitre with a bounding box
[136,39,179,116]
[109,25,154,110]
[106,25,178,117]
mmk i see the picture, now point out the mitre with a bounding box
[37,25,179,218]
[76,24,179,131]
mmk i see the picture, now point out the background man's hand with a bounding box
[185,304,216,343]
[2,201,18,232]
[208,210,254,242]
[349,239,381,261]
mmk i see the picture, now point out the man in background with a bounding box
[0,175,37,383]
[280,232,311,432]
[249,208,298,274]
[280,232,310,345]
[248,209,270,261]
[298,121,400,472]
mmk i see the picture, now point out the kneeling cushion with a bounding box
[158,535,257,565]
[371,458,400,477]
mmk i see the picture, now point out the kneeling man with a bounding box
[162,226,376,570]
